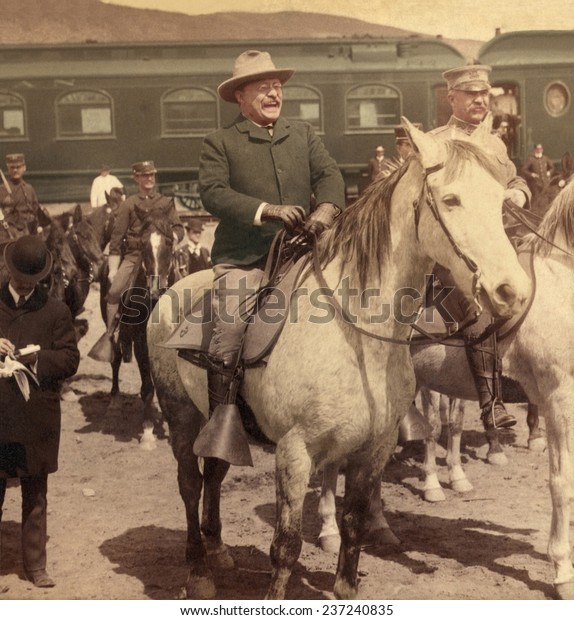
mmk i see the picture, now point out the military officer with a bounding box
[430,64,531,432]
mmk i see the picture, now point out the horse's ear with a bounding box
[73,203,83,224]
[469,112,494,145]
[562,152,574,177]
[401,116,445,169]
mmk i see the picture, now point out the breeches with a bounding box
[106,253,140,304]
[209,262,266,360]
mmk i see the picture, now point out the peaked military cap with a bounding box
[132,161,157,175]
[6,153,25,165]
[442,65,492,92]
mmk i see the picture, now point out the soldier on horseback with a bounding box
[430,64,531,431]
[193,50,346,464]
[90,161,184,361]
[0,154,52,236]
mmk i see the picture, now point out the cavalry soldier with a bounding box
[92,161,184,360]
[0,154,52,235]
[430,64,531,432]
[194,50,346,464]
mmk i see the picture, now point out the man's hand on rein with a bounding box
[262,204,306,232]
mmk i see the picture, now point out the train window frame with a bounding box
[281,84,323,133]
[0,92,27,141]
[344,83,402,133]
[161,87,219,138]
[544,81,570,118]
[56,89,115,140]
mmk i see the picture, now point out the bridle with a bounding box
[413,162,484,314]
[310,161,497,347]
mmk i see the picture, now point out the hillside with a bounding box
[0,0,483,60]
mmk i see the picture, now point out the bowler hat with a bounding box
[218,50,294,103]
[6,153,25,165]
[132,161,157,175]
[184,219,204,233]
[442,65,492,92]
[4,236,53,284]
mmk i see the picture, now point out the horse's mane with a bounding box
[46,219,78,278]
[523,179,574,255]
[140,209,174,241]
[318,139,505,289]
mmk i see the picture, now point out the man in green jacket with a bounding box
[195,50,346,464]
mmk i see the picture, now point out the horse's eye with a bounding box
[442,194,461,207]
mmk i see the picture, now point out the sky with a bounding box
[101,0,574,41]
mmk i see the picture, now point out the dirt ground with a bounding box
[0,281,558,602]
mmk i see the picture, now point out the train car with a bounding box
[479,30,574,164]
[0,37,464,203]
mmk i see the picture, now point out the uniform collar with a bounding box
[447,115,479,136]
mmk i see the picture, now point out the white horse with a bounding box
[409,179,574,598]
[147,118,529,600]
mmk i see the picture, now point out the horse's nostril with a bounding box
[495,283,517,308]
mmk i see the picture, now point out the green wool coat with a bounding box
[199,115,346,265]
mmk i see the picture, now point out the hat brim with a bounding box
[451,81,491,92]
[4,240,53,284]
[218,69,295,103]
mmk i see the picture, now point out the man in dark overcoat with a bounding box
[0,235,80,588]
[175,219,212,276]
[195,50,346,464]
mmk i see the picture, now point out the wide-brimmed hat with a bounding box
[4,235,53,284]
[217,50,294,103]
[442,64,492,92]
[132,161,157,175]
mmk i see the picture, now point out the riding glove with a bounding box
[504,188,527,209]
[303,202,341,238]
[261,203,306,232]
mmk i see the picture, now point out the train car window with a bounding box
[161,88,218,136]
[0,92,26,139]
[345,84,400,132]
[56,90,113,138]
[544,82,570,117]
[281,85,322,132]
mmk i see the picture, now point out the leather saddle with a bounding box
[161,248,311,367]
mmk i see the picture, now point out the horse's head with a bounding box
[66,204,106,282]
[140,210,175,300]
[402,116,531,319]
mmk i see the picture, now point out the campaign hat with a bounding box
[217,50,294,103]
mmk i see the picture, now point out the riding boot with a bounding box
[465,332,516,431]
[193,353,253,467]
[88,302,120,362]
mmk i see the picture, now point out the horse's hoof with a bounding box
[528,436,547,452]
[363,527,401,548]
[555,581,574,600]
[487,451,508,466]
[185,574,217,600]
[206,543,235,570]
[451,478,474,493]
[318,533,341,554]
[424,487,446,502]
[139,427,157,451]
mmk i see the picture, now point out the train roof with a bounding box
[479,30,574,67]
[0,37,465,81]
